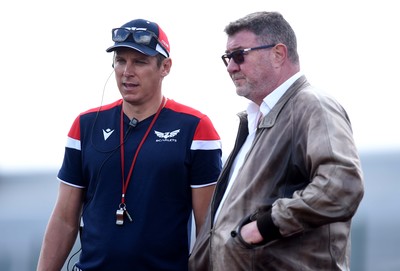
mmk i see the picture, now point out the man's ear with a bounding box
[161,58,172,77]
[272,43,287,65]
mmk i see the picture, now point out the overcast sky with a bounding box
[1,0,399,172]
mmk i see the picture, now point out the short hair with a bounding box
[113,51,166,68]
[155,54,166,67]
[224,11,299,64]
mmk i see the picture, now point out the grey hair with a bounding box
[224,11,299,64]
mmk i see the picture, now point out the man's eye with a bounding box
[135,59,148,64]
[115,59,126,65]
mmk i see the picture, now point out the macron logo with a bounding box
[154,129,180,142]
[102,128,115,141]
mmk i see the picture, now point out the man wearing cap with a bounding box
[37,18,222,271]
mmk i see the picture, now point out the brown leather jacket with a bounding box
[189,76,364,271]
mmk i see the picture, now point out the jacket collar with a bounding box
[260,75,310,128]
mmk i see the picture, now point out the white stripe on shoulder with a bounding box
[66,137,81,151]
[191,140,222,150]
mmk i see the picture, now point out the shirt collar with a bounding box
[261,71,303,116]
[246,71,303,132]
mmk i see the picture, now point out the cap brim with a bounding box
[106,42,158,56]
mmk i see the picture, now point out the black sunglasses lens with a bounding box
[133,30,153,45]
[112,29,154,45]
[231,51,245,65]
[112,28,130,42]
[222,55,229,65]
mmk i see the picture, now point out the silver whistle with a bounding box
[116,208,124,225]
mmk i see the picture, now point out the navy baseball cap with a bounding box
[106,19,170,58]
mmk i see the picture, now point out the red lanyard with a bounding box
[119,97,166,205]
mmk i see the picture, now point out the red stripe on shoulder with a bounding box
[164,99,204,118]
[81,99,123,114]
[195,117,220,140]
[68,116,81,140]
[67,99,122,140]
[165,99,220,141]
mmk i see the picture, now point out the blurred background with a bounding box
[1,0,399,270]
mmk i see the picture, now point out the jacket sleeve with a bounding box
[265,90,364,239]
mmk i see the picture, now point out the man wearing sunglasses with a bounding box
[37,18,222,271]
[189,11,364,271]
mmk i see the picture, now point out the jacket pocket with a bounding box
[230,206,273,249]
[230,214,260,249]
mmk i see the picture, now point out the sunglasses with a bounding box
[112,27,165,49]
[221,44,276,66]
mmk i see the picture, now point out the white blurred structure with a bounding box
[1,149,399,271]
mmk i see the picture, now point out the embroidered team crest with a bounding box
[154,129,180,142]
